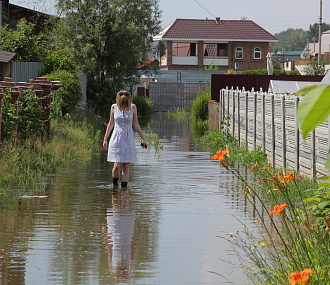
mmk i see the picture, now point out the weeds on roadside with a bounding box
[212,146,330,284]
[167,107,190,120]
[143,123,163,157]
[0,116,100,202]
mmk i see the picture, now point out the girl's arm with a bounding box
[132,104,147,148]
[103,105,115,150]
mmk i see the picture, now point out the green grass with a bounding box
[0,117,101,202]
[202,125,329,284]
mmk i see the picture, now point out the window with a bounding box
[254,47,262,59]
[235,47,243,59]
[172,43,197,56]
[203,43,228,57]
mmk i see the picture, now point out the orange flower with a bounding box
[211,149,229,161]
[278,172,296,184]
[288,269,315,285]
[269,203,287,216]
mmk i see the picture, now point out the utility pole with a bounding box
[318,0,322,64]
[0,1,2,39]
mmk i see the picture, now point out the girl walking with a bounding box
[103,90,147,188]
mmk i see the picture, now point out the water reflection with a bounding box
[102,190,135,282]
[0,113,263,285]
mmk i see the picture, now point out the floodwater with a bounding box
[0,113,260,285]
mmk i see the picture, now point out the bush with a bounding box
[132,96,154,117]
[191,83,211,122]
[45,70,82,115]
[1,87,50,141]
[42,47,77,75]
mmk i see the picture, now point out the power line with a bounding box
[193,0,216,19]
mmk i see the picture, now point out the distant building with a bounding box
[0,2,51,35]
[153,18,278,72]
[302,30,330,63]
[9,3,51,35]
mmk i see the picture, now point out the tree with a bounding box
[271,28,308,53]
[50,0,161,115]
[307,22,330,42]
[0,19,45,61]
[303,58,327,75]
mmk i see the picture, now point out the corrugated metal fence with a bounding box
[219,87,330,177]
[149,82,206,111]
[12,62,43,83]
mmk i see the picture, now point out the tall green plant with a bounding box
[18,88,50,140]
[1,92,19,140]
[191,83,211,122]
[0,19,44,62]
[45,70,82,115]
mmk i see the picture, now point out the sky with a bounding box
[9,0,330,35]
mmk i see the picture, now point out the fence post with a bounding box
[223,87,228,121]
[271,94,275,167]
[219,89,222,130]
[245,90,249,149]
[232,87,237,136]
[281,95,286,169]
[227,87,231,118]
[262,93,266,152]
[312,130,316,179]
[238,88,241,145]
[295,97,300,172]
[253,90,257,150]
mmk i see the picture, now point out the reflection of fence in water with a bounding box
[149,112,199,152]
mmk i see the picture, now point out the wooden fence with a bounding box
[211,87,330,177]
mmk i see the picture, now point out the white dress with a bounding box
[107,104,137,163]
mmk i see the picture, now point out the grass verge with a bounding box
[0,117,101,203]
[201,127,329,284]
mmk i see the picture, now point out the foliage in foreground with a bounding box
[0,118,100,202]
[1,87,50,141]
[211,148,329,284]
[197,116,267,166]
[207,82,330,284]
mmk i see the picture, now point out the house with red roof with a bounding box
[153,18,278,72]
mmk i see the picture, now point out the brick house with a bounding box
[153,18,278,72]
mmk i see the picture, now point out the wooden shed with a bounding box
[0,51,16,80]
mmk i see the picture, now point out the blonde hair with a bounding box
[116,90,132,113]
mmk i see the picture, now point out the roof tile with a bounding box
[160,19,277,41]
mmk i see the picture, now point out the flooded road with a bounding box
[0,113,259,284]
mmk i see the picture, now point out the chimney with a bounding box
[215,17,221,24]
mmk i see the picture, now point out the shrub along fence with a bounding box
[208,86,330,177]
[0,77,62,143]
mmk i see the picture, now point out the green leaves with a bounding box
[0,19,44,62]
[296,84,330,139]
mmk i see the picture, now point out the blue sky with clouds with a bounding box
[9,0,330,35]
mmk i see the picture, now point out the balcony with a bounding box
[172,56,198,65]
[204,58,228,66]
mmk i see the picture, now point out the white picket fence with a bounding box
[219,87,330,177]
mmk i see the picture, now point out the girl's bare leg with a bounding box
[121,163,130,187]
[112,163,121,186]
